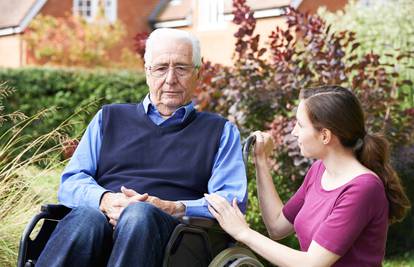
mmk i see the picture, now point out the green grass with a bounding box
[384,253,414,267]
[23,166,61,202]
[0,166,62,266]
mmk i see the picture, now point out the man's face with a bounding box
[145,38,198,114]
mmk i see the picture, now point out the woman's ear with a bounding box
[320,128,332,145]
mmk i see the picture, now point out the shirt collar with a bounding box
[142,94,195,120]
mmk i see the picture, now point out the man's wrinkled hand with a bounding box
[99,190,148,226]
[121,186,185,217]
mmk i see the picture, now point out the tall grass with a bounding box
[0,81,90,266]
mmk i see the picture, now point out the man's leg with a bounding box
[36,206,113,267]
[108,202,179,267]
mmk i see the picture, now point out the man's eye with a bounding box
[176,66,186,72]
[154,66,168,72]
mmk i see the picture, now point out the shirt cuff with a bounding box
[89,187,111,209]
[180,199,213,218]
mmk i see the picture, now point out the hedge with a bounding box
[0,67,148,137]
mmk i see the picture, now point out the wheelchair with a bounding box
[18,135,262,267]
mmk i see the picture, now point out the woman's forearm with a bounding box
[239,228,311,267]
[255,156,285,238]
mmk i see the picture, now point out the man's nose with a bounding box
[165,67,177,84]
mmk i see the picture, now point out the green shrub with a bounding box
[0,67,148,139]
[319,0,414,107]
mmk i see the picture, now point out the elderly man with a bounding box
[36,28,247,267]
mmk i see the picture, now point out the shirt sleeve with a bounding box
[313,177,385,256]
[58,110,109,209]
[282,161,321,224]
[180,121,247,218]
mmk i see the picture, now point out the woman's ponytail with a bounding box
[357,133,411,224]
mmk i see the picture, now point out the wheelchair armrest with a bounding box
[180,216,220,230]
[18,204,72,267]
[40,204,72,220]
[20,204,71,243]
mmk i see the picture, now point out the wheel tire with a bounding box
[208,247,264,267]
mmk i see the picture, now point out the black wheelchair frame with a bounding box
[18,135,261,267]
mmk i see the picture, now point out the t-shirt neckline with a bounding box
[316,161,377,193]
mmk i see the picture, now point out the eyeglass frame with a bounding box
[146,64,199,78]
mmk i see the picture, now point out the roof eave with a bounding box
[148,0,170,30]
[0,0,47,37]
[0,26,22,37]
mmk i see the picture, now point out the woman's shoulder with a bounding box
[340,173,387,205]
[349,172,384,191]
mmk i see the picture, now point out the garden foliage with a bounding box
[319,0,414,107]
[0,67,148,141]
[24,14,126,68]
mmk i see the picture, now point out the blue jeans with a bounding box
[36,202,179,267]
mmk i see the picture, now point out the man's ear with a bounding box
[321,128,332,145]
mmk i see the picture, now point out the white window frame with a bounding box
[73,0,98,22]
[104,0,117,23]
[73,0,117,23]
[198,0,225,30]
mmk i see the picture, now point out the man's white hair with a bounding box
[144,28,201,68]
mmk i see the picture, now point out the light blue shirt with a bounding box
[58,95,247,218]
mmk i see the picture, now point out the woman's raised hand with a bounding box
[252,131,274,160]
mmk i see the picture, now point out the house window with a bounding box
[104,0,117,23]
[73,0,98,22]
[198,0,225,30]
[73,0,117,23]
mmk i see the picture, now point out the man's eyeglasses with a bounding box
[147,64,197,78]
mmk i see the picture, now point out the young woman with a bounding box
[205,85,410,267]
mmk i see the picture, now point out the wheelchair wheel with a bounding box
[208,247,264,267]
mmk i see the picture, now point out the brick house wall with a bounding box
[40,0,72,17]
[118,0,159,52]
[298,0,349,13]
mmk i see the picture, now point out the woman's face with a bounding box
[291,100,325,158]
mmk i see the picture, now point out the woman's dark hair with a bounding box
[299,85,410,223]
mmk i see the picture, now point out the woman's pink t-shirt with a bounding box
[282,160,389,267]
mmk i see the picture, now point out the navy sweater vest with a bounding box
[96,103,227,201]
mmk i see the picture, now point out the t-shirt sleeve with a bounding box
[282,161,321,224]
[313,177,385,256]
